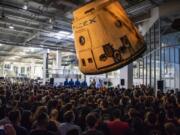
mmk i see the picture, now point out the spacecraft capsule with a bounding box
[72,0,146,74]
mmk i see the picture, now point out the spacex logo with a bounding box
[74,17,96,29]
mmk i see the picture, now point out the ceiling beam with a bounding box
[0,40,75,52]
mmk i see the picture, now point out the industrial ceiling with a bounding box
[0,0,166,63]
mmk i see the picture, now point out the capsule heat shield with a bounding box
[72,0,146,75]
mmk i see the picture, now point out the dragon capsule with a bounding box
[72,0,146,75]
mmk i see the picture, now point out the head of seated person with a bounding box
[33,106,48,121]
[8,110,21,125]
[66,128,79,135]
[64,111,75,123]
[145,111,156,125]
[36,112,49,129]
[85,113,97,129]
[100,100,108,110]
[0,86,5,95]
[164,122,177,135]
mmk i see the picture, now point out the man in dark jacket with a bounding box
[82,113,104,135]
[30,112,55,135]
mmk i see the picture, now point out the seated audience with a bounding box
[0,79,179,135]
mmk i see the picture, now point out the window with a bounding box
[175,48,180,64]
[120,36,131,48]
[13,66,18,74]
[4,64,11,69]
[88,58,93,63]
[170,48,175,63]
[21,67,25,74]
[81,59,86,66]
[165,48,170,62]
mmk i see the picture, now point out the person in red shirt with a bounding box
[106,109,129,135]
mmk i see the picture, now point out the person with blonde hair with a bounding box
[49,109,60,127]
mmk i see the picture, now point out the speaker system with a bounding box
[50,78,54,85]
[121,79,125,86]
[157,80,164,91]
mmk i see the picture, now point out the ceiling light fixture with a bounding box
[23,2,28,10]
[48,31,73,40]
[9,25,14,29]
[58,31,70,35]
[0,43,2,46]
[23,5,28,10]
[30,47,35,52]
[49,18,52,23]
[47,49,50,53]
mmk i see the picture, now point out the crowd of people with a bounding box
[0,79,180,135]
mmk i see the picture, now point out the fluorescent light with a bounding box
[47,49,50,53]
[19,52,26,55]
[10,56,21,60]
[66,34,74,39]
[0,43,2,46]
[49,33,64,39]
[49,18,52,23]
[23,5,28,10]
[30,47,35,52]
[58,31,70,35]
[48,31,73,39]
[9,25,14,29]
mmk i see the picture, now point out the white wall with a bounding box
[119,64,133,89]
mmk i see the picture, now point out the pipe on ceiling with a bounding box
[0,40,75,52]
